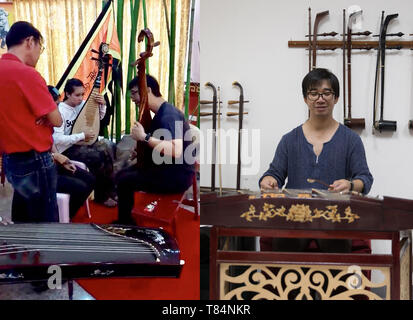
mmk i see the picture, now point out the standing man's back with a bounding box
[0,21,62,222]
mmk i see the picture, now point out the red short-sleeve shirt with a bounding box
[0,53,57,154]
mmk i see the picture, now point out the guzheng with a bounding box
[0,223,183,283]
[71,43,110,145]
[200,188,413,231]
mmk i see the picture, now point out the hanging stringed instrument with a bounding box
[131,29,159,168]
[311,10,329,70]
[227,81,249,191]
[344,9,365,130]
[373,13,398,132]
[71,42,111,145]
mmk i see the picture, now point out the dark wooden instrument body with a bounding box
[311,10,329,69]
[0,223,182,283]
[201,190,413,232]
[344,11,365,130]
[204,82,218,191]
[201,190,413,300]
[71,87,100,145]
[133,29,158,168]
[232,82,244,191]
[374,13,398,133]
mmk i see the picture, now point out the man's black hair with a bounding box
[302,68,340,98]
[6,21,43,49]
[128,74,162,97]
[47,85,60,102]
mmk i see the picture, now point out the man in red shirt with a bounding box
[0,21,62,222]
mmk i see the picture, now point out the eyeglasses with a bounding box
[26,36,45,54]
[306,90,335,101]
[37,40,45,54]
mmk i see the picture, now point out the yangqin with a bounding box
[201,189,413,300]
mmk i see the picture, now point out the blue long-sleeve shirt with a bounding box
[259,124,373,194]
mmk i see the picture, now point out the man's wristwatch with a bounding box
[349,180,354,191]
[144,132,151,143]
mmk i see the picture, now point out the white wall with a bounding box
[200,0,413,200]
[200,0,413,263]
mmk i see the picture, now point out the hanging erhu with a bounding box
[227,81,249,191]
[311,10,329,70]
[373,12,398,133]
[217,86,223,196]
[200,82,219,191]
[344,8,366,130]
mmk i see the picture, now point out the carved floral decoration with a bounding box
[220,263,389,300]
[240,203,359,223]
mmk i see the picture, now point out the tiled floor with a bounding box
[0,282,95,300]
[0,181,95,300]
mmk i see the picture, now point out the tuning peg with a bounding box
[130,58,141,67]
[200,100,223,105]
[228,100,250,105]
[90,57,99,61]
[306,47,337,51]
[90,49,99,54]
[372,32,404,37]
[200,112,223,117]
[353,31,372,36]
[339,31,372,37]
[305,31,338,37]
[227,112,248,116]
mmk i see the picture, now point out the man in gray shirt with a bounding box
[259,68,373,252]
